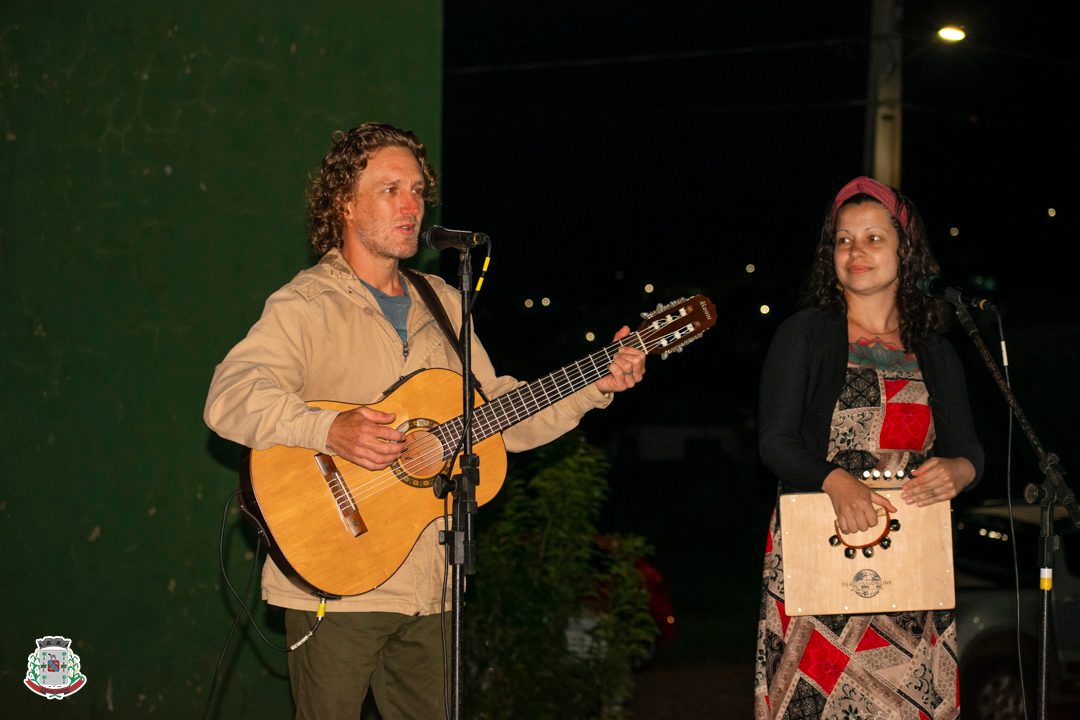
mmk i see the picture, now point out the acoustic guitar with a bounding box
[239,294,716,596]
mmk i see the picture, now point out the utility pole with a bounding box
[864,0,903,187]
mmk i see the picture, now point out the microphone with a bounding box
[916,275,996,311]
[422,225,489,252]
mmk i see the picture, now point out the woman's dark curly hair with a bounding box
[799,187,951,349]
[306,122,439,255]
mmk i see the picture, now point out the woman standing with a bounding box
[754,176,984,719]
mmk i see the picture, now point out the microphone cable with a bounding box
[200,491,330,719]
[465,238,492,317]
[992,306,1030,718]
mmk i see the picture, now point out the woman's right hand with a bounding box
[822,469,898,534]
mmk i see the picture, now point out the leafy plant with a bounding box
[463,431,657,719]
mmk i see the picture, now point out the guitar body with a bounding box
[242,368,507,597]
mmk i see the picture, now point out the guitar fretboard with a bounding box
[433,333,644,454]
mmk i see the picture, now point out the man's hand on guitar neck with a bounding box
[327,406,406,470]
[593,325,647,394]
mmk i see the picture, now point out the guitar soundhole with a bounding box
[391,420,449,488]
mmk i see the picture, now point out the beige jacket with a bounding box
[204,249,611,613]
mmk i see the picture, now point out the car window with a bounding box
[956,504,1080,586]
[954,508,1039,586]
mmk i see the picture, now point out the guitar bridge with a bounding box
[314,453,367,537]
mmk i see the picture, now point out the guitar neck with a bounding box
[438,333,646,448]
[432,293,716,454]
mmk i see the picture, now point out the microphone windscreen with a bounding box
[915,275,941,295]
[421,225,443,249]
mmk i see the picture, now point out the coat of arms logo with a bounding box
[24,636,87,699]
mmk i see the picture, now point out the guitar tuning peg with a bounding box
[640,312,650,319]
[655,303,664,311]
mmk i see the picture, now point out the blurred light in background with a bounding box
[938,26,966,42]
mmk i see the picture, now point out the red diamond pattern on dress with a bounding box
[880,399,931,450]
[855,626,891,652]
[777,599,791,636]
[884,378,907,401]
[798,629,850,694]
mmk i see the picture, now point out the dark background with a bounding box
[439,0,1080,679]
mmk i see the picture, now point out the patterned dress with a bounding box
[754,340,960,720]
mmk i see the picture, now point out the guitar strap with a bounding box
[400,268,482,394]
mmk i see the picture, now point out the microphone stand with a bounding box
[440,245,478,720]
[952,304,1080,720]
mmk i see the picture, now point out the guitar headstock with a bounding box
[635,295,717,359]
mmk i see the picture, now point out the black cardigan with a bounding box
[758,308,985,493]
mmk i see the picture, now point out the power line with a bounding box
[446,36,864,76]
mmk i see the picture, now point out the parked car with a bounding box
[953,500,1080,719]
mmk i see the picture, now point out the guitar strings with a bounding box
[338,323,688,505]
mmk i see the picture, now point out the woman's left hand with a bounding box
[901,456,977,506]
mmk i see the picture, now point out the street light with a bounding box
[864,0,966,187]
[938,26,966,43]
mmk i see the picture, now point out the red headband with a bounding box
[831,176,910,232]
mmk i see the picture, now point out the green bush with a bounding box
[463,432,658,719]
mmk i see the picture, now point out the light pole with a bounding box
[863,0,903,187]
[863,3,967,188]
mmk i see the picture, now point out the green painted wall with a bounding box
[0,2,442,716]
